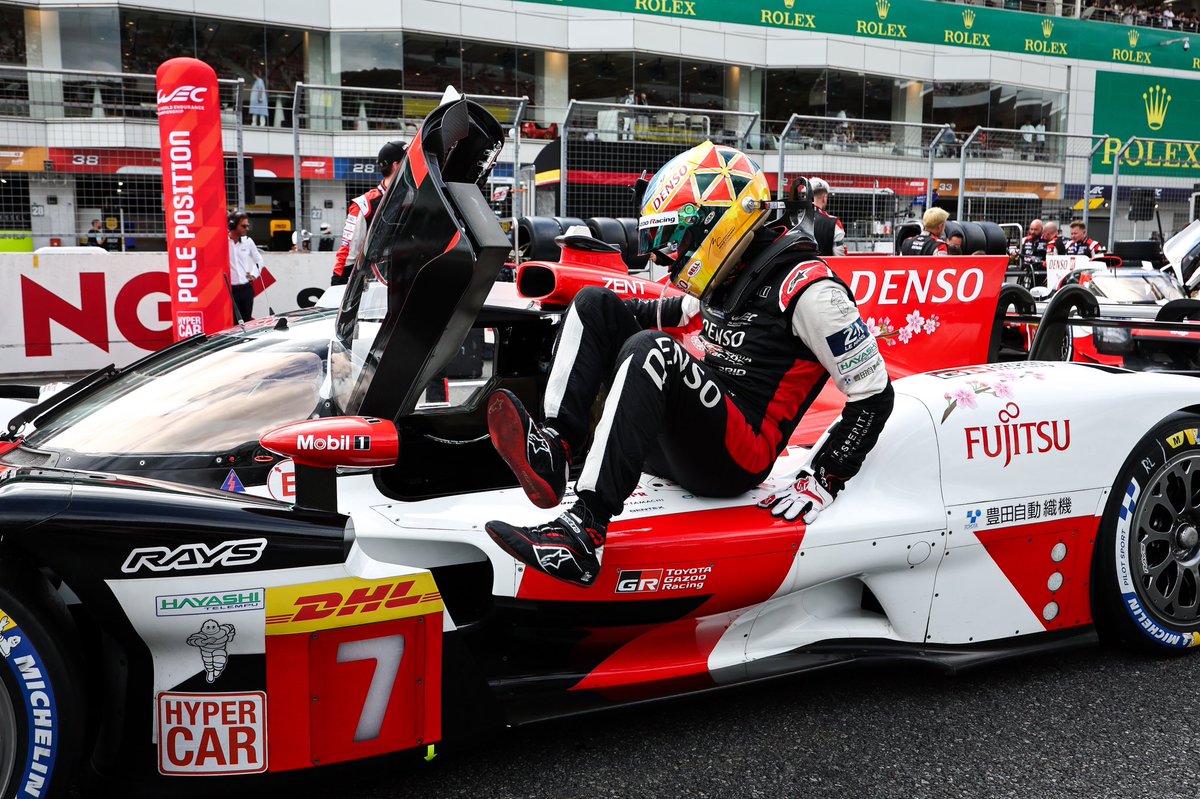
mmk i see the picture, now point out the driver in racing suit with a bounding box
[484,143,894,587]
[330,140,407,286]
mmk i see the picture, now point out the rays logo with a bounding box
[121,538,267,574]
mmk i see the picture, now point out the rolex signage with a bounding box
[1092,71,1200,178]
[525,0,1198,70]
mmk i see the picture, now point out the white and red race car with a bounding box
[1,100,1198,799]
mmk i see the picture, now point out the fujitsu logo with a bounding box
[157,86,208,105]
[295,433,371,451]
[964,403,1070,468]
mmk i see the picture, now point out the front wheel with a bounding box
[1093,413,1200,654]
[0,564,84,798]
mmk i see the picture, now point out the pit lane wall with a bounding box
[0,252,332,378]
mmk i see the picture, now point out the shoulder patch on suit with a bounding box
[779,261,832,313]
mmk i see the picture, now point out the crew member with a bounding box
[1065,220,1104,257]
[228,212,263,323]
[331,140,406,285]
[900,208,950,255]
[1042,221,1068,257]
[483,142,894,587]
[946,231,965,255]
[809,177,847,257]
[1018,218,1045,273]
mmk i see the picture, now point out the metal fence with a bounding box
[776,115,956,252]
[558,101,759,218]
[0,66,244,251]
[290,83,526,252]
[1107,135,1200,250]
[958,129,1107,239]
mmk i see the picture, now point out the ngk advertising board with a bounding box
[156,58,230,340]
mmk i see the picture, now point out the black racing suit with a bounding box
[900,231,948,255]
[541,229,894,519]
[814,208,848,257]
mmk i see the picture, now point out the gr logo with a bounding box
[615,569,663,593]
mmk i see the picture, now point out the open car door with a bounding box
[330,96,510,421]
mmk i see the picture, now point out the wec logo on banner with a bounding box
[156,85,208,106]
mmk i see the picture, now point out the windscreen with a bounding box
[1089,271,1186,303]
[26,322,329,455]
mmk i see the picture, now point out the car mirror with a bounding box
[260,416,399,469]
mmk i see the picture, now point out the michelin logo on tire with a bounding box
[0,609,60,799]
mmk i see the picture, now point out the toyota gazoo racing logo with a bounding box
[295,434,371,451]
[121,538,267,574]
[157,85,208,106]
[963,402,1070,468]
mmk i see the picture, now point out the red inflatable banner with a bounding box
[155,57,229,340]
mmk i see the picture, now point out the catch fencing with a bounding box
[776,115,956,252]
[1106,135,1200,250]
[290,84,526,251]
[957,129,1108,241]
[557,101,759,218]
[0,66,245,251]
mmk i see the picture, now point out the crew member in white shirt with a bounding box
[228,212,263,323]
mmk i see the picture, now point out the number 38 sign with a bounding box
[263,574,443,770]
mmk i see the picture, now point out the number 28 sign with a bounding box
[263,574,444,771]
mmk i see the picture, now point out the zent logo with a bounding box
[122,538,267,574]
[157,86,208,105]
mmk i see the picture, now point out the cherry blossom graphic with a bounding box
[868,311,939,347]
[939,367,1045,423]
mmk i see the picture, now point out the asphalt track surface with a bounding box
[96,642,1200,799]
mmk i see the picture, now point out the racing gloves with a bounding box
[758,470,835,524]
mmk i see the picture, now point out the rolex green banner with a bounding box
[1092,71,1200,178]
[521,0,1200,72]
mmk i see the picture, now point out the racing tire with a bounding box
[518,217,563,262]
[0,563,84,799]
[979,221,1009,256]
[586,217,628,252]
[1093,413,1200,654]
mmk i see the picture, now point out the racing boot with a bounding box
[487,388,569,509]
[485,501,606,588]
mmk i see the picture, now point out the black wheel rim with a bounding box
[0,670,17,799]
[1130,452,1200,627]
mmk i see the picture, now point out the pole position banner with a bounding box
[156,57,230,340]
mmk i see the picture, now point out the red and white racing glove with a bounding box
[758,471,834,523]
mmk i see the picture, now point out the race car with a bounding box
[3,98,1200,799]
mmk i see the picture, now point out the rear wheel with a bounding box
[0,565,84,798]
[1093,413,1200,653]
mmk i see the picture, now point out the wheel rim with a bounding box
[1130,451,1200,626]
[0,670,18,799]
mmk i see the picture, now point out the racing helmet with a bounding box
[637,141,772,299]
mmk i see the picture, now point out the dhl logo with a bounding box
[265,573,442,634]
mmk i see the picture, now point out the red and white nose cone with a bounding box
[260,416,399,468]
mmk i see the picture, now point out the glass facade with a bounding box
[0,2,1070,137]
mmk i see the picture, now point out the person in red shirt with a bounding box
[330,140,406,286]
